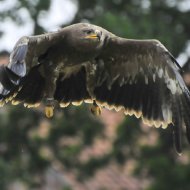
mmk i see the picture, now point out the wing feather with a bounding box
[0,30,64,100]
[92,37,190,153]
[54,66,90,106]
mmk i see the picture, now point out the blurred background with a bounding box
[0,0,190,190]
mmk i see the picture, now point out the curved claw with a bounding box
[90,104,102,116]
[45,106,54,118]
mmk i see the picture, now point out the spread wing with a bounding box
[12,65,91,108]
[93,37,190,153]
[0,30,63,99]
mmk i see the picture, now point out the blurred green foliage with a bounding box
[0,0,190,189]
[0,105,104,189]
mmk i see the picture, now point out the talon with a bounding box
[91,105,102,116]
[45,106,54,118]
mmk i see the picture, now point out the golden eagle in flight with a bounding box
[0,23,189,153]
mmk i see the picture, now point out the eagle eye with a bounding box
[84,29,94,35]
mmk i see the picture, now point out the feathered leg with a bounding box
[85,61,101,116]
[43,63,59,118]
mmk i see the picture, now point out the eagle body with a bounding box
[0,23,190,153]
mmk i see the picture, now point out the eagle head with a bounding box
[64,23,106,53]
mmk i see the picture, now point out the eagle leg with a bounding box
[85,61,102,116]
[43,68,59,118]
[85,61,97,97]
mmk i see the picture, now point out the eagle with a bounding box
[0,23,190,153]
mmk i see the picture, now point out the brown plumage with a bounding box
[0,23,190,153]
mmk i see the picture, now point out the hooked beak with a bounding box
[85,30,101,41]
